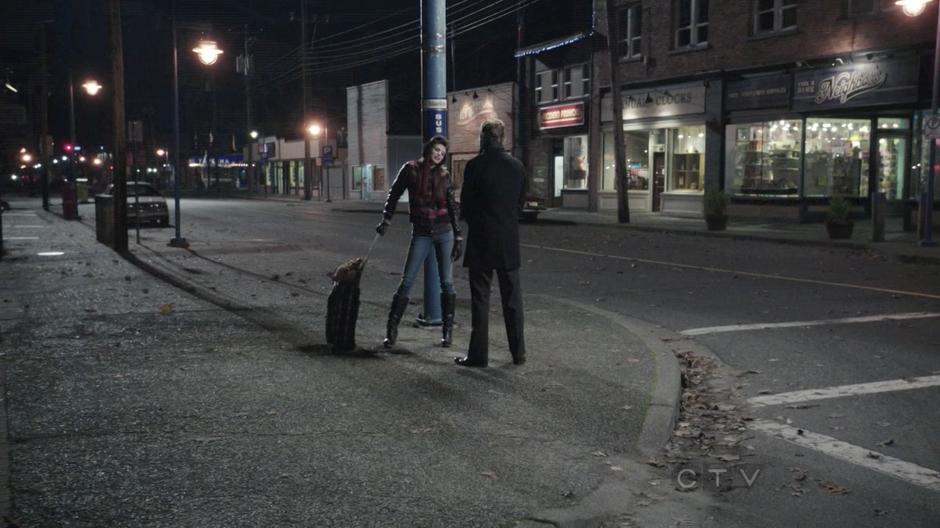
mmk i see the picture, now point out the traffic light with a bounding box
[63,143,73,153]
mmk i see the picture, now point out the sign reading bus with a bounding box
[538,102,585,130]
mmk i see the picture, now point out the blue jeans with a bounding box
[395,230,455,298]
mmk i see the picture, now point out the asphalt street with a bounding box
[2,195,939,527]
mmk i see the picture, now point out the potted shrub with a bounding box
[826,196,854,239]
[703,187,730,231]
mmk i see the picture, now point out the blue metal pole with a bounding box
[420,0,448,325]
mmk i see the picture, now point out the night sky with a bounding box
[1,0,591,164]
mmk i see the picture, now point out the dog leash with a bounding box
[362,232,381,268]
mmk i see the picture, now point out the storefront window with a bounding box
[671,125,705,191]
[913,111,940,200]
[563,135,588,190]
[804,118,870,197]
[726,120,802,196]
[602,132,614,191]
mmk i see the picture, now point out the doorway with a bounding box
[552,155,564,207]
[875,132,908,202]
[652,152,665,212]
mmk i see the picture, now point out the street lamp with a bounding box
[249,130,258,139]
[170,19,223,248]
[193,39,224,66]
[899,0,938,245]
[81,79,102,96]
[306,121,331,202]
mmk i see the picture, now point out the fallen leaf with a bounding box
[712,454,741,462]
[592,450,608,457]
[877,438,895,447]
[875,421,891,427]
[785,404,820,410]
[646,458,666,468]
[609,465,624,472]
[158,303,173,315]
[736,369,761,376]
[819,481,850,495]
[873,509,888,517]
[758,389,773,395]
[867,452,882,460]
[480,471,498,480]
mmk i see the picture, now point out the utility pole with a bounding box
[243,24,254,193]
[419,0,448,326]
[514,0,529,165]
[39,22,50,211]
[110,0,128,253]
[605,0,630,223]
[302,0,312,200]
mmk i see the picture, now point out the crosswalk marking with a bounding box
[748,375,940,407]
[680,312,940,336]
[751,419,940,492]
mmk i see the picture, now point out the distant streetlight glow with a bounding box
[897,0,931,16]
[81,79,103,96]
[193,40,224,65]
[307,123,322,136]
[249,130,259,139]
[92,158,102,166]
[20,153,32,163]
[156,148,166,157]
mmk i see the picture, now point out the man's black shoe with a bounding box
[454,356,487,368]
[512,356,526,366]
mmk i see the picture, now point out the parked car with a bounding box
[103,181,170,226]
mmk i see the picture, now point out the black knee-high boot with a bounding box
[441,292,456,347]
[383,294,409,348]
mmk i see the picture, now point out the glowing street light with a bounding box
[193,40,224,65]
[897,0,931,16]
[306,122,322,137]
[156,148,166,157]
[81,79,102,96]
[20,153,32,163]
[249,130,259,139]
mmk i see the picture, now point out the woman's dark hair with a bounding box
[421,135,449,166]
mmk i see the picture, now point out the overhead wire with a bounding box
[256,0,543,87]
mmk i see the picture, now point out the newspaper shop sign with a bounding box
[539,102,585,130]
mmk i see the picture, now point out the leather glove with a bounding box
[451,236,464,262]
[375,219,390,236]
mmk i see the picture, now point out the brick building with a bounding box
[530,0,937,222]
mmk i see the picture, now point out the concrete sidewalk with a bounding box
[0,197,685,527]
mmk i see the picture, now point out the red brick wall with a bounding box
[594,0,936,87]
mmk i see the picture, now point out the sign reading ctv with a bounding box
[539,102,585,130]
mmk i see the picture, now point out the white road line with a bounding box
[2,213,35,216]
[748,375,940,407]
[751,419,940,492]
[520,243,940,301]
[2,237,39,241]
[680,312,940,336]
[7,225,44,228]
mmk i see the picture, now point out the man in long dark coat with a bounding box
[454,119,527,367]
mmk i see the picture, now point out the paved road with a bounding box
[36,197,940,525]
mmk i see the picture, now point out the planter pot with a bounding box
[826,220,854,239]
[705,214,728,231]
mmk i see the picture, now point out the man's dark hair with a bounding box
[480,119,505,151]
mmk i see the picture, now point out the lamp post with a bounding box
[307,122,330,201]
[899,0,938,245]
[169,15,223,248]
[65,74,101,220]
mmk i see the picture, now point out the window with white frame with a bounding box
[535,72,544,103]
[676,0,709,48]
[617,4,643,59]
[754,0,797,34]
[551,70,559,100]
[563,68,573,98]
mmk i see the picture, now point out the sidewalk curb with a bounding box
[547,298,681,457]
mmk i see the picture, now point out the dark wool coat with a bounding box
[459,146,527,270]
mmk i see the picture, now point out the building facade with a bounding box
[590,0,937,221]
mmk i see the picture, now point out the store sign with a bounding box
[725,75,790,111]
[539,102,585,130]
[792,58,919,112]
[601,83,706,122]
